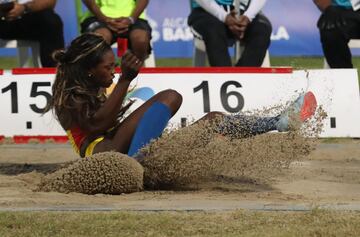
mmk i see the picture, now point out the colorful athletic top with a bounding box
[66,126,88,155]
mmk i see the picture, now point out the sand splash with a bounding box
[141,120,317,189]
[39,106,326,194]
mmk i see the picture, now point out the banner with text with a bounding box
[0,0,345,58]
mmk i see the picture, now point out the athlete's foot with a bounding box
[276,91,317,132]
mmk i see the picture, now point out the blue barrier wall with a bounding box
[0,0,331,58]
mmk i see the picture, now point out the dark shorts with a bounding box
[81,16,152,53]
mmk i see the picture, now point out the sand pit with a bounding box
[0,108,348,211]
[0,137,360,211]
[29,115,318,194]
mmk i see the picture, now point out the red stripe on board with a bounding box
[0,135,4,142]
[8,67,292,75]
[142,67,292,74]
[116,67,293,74]
[0,69,3,75]
[12,68,56,74]
[13,136,68,144]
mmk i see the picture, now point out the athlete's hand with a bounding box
[317,6,346,30]
[120,51,142,82]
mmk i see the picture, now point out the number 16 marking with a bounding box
[193,80,244,113]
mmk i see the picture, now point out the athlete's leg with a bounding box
[201,91,317,138]
[93,89,182,155]
[199,111,279,139]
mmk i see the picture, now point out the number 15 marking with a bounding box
[1,81,51,114]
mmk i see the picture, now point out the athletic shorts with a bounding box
[80,16,152,53]
[80,136,105,158]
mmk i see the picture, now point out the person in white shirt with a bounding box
[188,0,271,67]
[314,0,360,68]
[0,0,64,67]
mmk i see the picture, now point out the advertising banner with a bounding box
[146,0,324,57]
[0,0,348,58]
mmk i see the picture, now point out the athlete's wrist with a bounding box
[119,75,133,83]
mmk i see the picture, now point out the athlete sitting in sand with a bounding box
[47,33,317,158]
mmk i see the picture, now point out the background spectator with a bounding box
[80,0,151,61]
[314,0,360,68]
[0,0,64,67]
[188,0,272,67]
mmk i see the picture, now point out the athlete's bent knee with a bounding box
[157,89,183,114]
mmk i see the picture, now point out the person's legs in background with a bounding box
[0,9,64,67]
[81,16,114,44]
[188,8,232,66]
[127,19,151,61]
[35,9,65,67]
[320,27,352,68]
[81,17,151,61]
[319,10,360,68]
[235,13,272,67]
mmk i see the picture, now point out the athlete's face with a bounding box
[89,50,116,88]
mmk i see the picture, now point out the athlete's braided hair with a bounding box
[47,33,112,129]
